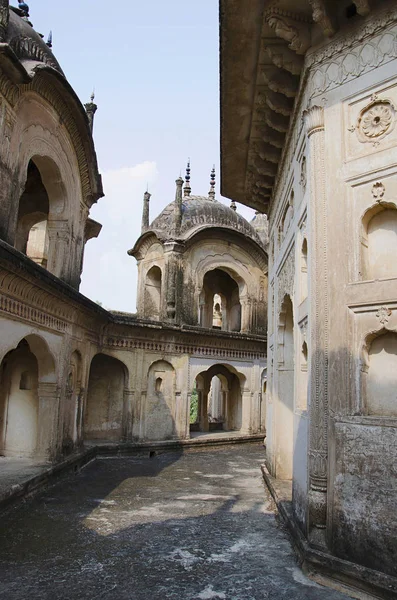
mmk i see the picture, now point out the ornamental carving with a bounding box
[356,99,395,144]
[372,181,385,201]
[376,306,392,325]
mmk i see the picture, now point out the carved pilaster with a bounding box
[303,104,329,548]
[0,0,9,42]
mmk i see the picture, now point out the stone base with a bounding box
[261,464,397,600]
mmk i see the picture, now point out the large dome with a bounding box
[6,7,64,76]
[150,195,265,247]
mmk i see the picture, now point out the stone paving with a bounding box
[0,444,351,600]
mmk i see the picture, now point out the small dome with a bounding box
[6,8,64,76]
[150,195,265,247]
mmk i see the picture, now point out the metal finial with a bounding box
[208,164,216,200]
[18,1,29,16]
[90,89,95,103]
[46,31,53,48]
[230,200,237,211]
[184,158,191,197]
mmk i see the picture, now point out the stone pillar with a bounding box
[241,389,252,434]
[240,296,250,332]
[198,390,209,432]
[37,382,60,461]
[303,104,329,548]
[122,389,134,441]
[47,220,70,282]
[222,390,229,430]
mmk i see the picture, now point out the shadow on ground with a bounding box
[0,444,350,600]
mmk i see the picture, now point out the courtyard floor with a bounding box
[0,444,351,600]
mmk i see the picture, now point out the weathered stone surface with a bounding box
[0,445,350,599]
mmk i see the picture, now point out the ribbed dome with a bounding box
[150,195,265,247]
[6,8,64,76]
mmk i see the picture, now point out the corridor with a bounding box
[0,444,350,599]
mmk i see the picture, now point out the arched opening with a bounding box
[199,269,241,331]
[145,360,176,440]
[190,365,243,435]
[366,331,397,417]
[300,238,308,301]
[144,266,162,320]
[63,350,83,454]
[0,340,39,457]
[362,205,397,280]
[84,354,127,442]
[15,160,49,267]
[276,295,294,479]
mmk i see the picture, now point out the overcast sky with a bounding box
[30,0,255,311]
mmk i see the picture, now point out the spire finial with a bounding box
[183,159,191,197]
[46,31,52,48]
[230,200,237,212]
[18,1,29,17]
[208,164,216,200]
[84,90,97,135]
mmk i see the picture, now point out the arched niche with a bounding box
[361,202,397,280]
[199,268,242,332]
[0,334,56,459]
[276,295,295,479]
[145,360,176,440]
[362,330,397,417]
[84,354,127,442]
[144,265,162,320]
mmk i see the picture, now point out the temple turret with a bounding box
[174,176,184,234]
[141,190,151,232]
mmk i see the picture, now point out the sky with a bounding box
[29,0,255,311]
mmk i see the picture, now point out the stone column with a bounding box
[47,220,70,282]
[122,389,134,441]
[37,382,60,461]
[240,296,251,332]
[241,389,253,434]
[303,104,329,548]
[222,390,229,430]
[198,390,209,432]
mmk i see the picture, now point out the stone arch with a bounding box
[84,353,128,442]
[360,201,397,280]
[198,267,244,332]
[361,327,397,417]
[145,360,176,441]
[0,333,57,459]
[190,363,245,434]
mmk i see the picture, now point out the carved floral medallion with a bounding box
[354,98,396,145]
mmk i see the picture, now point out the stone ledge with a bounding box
[261,464,397,600]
